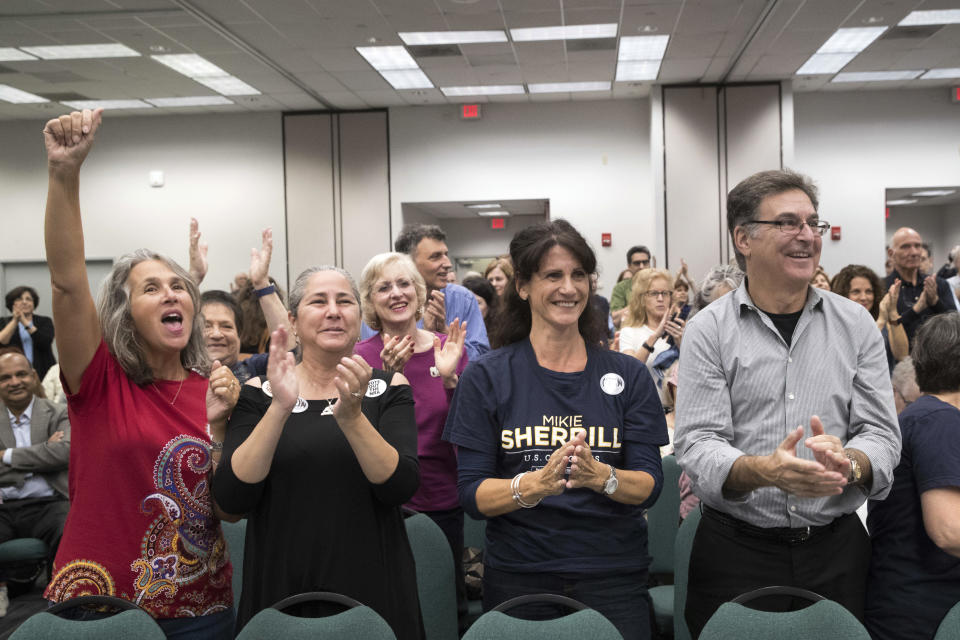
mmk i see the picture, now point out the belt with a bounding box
[702,505,849,545]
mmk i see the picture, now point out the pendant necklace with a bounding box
[153,376,185,406]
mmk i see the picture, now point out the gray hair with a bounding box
[97,249,210,385]
[394,224,446,256]
[891,356,920,405]
[727,169,819,270]
[359,253,426,332]
[694,264,744,310]
[288,265,361,320]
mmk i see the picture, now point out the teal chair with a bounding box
[673,505,701,640]
[11,595,165,639]
[237,591,396,639]
[405,512,458,640]
[464,594,623,640]
[221,519,246,611]
[0,537,50,586]
[700,588,870,640]
[463,514,487,626]
[935,601,960,639]
[646,454,682,636]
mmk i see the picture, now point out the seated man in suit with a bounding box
[0,349,70,617]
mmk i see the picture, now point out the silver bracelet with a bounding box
[210,441,223,453]
[511,472,541,508]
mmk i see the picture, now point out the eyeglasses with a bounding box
[749,218,831,236]
[631,259,651,267]
[645,290,673,299]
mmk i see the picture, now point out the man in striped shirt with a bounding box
[675,169,900,638]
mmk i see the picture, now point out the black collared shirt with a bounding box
[885,269,957,343]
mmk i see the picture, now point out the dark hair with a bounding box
[5,286,38,312]
[234,277,285,353]
[200,290,243,335]
[494,219,607,348]
[627,245,651,264]
[921,243,932,258]
[462,275,497,310]
[727,169,819,270]
[830,265,883,320]
[913,313,960,394]
[394,224,447,256]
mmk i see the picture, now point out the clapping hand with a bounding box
[803,415,850,478]
[423,290,447,333]
[766,425,846,497]
[923,275,939,306]
[249,228,273,288]
[434,319,466,386]
[380,333,415,375]
[266,326,299,412]
[332,355,373,422]
[566,432,609,492]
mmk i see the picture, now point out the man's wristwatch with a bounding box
[603,465,619,495]
[845,452,862,485]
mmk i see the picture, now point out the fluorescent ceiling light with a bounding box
[62,99,152,110]
[194,76,260,95]
[618,35,669,61]
[899,9,960,26]
[616,60,662,81]
[795,27,886,75]
[511,23,618,42]
[921,68,960,79]
[441,85,524,96]
[152,54,227,77]
[146,96,234,107]
[22,43,140,60]
[465,203,502,209]
[0,84,48,103]
[477,210,510,217]
[912,189,956,197]
[355,46,418,70]
[886,199,918,205]
[399,31,507,45]
[832,70,922,82]
[379,69,433,90]
[818,27,887,53]
[0,48,37,61]
[528,81,611,93]
[796,52,857,75]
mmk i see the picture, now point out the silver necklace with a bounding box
[153,376,185,406]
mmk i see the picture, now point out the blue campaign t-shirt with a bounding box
[442,339,668,575]
[866,395,960,640]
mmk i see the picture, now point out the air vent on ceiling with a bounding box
[407,44,461,58]
[566,37,617,52]
[880,25,942,40]
[40,92,89,102]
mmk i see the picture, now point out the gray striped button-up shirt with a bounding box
[675,281,901,528]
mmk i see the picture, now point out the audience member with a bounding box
[461,275,497,325]
[886,227,957,345]
[484,257,512,299]
[675,169,900,637]
[890,356,920,414]
[866,313,960,640]
[617,268,633,283]
[39,363,65,405]
[938,245,959,281]
[831,264,908,365]
[355,252,468,630]
[811,265,831,290]
[0,287,57,380]
[41,109,238,636]
[610,245,652,327]
[0,350,70,617]
[362,224,488,361]
[444,220,667,640]
[920,243,935,276]
[213,267,422,638]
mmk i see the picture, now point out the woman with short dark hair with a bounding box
[0,285,57,379]
[444,219,667,640]
[866,312,960,640]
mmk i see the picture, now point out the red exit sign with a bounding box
[953,87,960,103]
[491,218,505,229]
[460,104,481,120]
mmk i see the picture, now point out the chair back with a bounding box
[12,596,164,640]
[673,505,701,640]
[464,514,486,550]
[647,454,681,574]
[405,512,458,640]
[221,519,246,611]
[935,600,960,640]
[700,599,870,640]
[236,591,396,639]
[464,594,622,640]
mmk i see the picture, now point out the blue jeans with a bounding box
[483,565,651,640]
[55,603,235,640]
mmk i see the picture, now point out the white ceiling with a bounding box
[0,0,958,119]
[404,198,548,219]
[886,186,960,206]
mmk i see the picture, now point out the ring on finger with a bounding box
[350,391,364,399]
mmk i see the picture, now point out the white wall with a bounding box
[886,203,960,271]
[794,89,960,276]
[0,112,286,292]
[388,99,653,295]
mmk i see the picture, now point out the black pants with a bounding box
[423,507,468,632]
[685,508,870,639]
[0,496,69,581]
